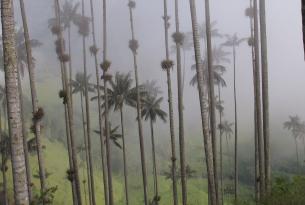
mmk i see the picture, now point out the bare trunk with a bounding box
[150,119,159,204]
[80,93,93,205]
[173,0,187,204]
[188,1,217,205]
[218,85,223,205]
[162,0,178,204]
[204,0,219,204]
[233,45,238,204]
[1,0,29,203]
[127,1,149,204]
[120,107,129,205]
[253,0,265,199]
[259,0,270,193]
[19,0,46,201]
[295,137,300,169]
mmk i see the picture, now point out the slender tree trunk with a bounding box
[0,109,8,205]
[150,119,159,204]
[80,93,93,205]
[173,0,187,204]
[253,0,265,199]
[102,0,114,204]
[248,0,260,200]
[127,1,149,204]
[54,0,82,203]
[1,0,29,203]
[19,0,46,201]
[294,137,300,169]
[259,0,270,193]
[89,0,109,203]
[82,164,88,205]
[204,0,219,204]
[17,69,33,202]
[80,1,96,204]
[232,44,239,204]
[218,85,223,205]
[162,0,178,204]
[120,107,129,205]
[68,25,73,110]
[188,1,217,205]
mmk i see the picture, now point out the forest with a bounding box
[0,0,304,205]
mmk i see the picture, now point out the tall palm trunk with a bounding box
[150,119,159,204]
[232,44,238,203]
[162,0,178,204]
[259,0,270,193]
[188,1,217,205]
[1,0,29,203]
[0,109,8,205]
[68,25,73,110]
[204,0,219,204]
[294,137,300,168]
[102,1,114,204]
[89,0,109,204]
[218,85,223,205]
[248,0,260,200]
[17,70,33,202]
[127,1,149,204]
[173,0,187,204]
[120,107,129,205]
[253,0,265,199]
[80,0,96,204]
[19,0,46,200]
[54,0,82,203]
[80,93,93,205]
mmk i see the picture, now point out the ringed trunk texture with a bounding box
[188,1,217,205]
[1,0,29,203]
[150,119,159,204]
[162,0,178,204]
[127,1,149,204]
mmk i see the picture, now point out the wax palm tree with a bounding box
[259,0,271,193]
[222,33,246,202]
[92,72,141,205]
[74,1,96,204]
[172,0,187,203]
[19,0,46,200]
[284,116,302,167]
[88,0,108,203]
[141,95,167,205]
[94,124,122,150]
[219,121,233,154]
[161,1,178,204]
[188,1,217,205]
[71,72,95,205]
[53,0,82,203]
[127,1,149,204]
[1,0,29,203]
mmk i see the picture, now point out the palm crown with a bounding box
[141,96,167,123]
[70,72,95,95]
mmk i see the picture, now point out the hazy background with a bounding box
[9,0,305,162]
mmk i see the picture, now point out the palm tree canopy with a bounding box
[0,28,42,75]
[222,33,247,47]
[48,0,80,30]
[141,96,167,123]
[143,80,162,98]
[92,72,146,111]
[197,21,223,40]
[70,72,95,95]
[94,123,122,149]
[284,115,303,139]
[219,120,234,138]
[190,58,226,87]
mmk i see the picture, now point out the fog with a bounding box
[10,0,305,161]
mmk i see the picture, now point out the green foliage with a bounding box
[30,186,58,205]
